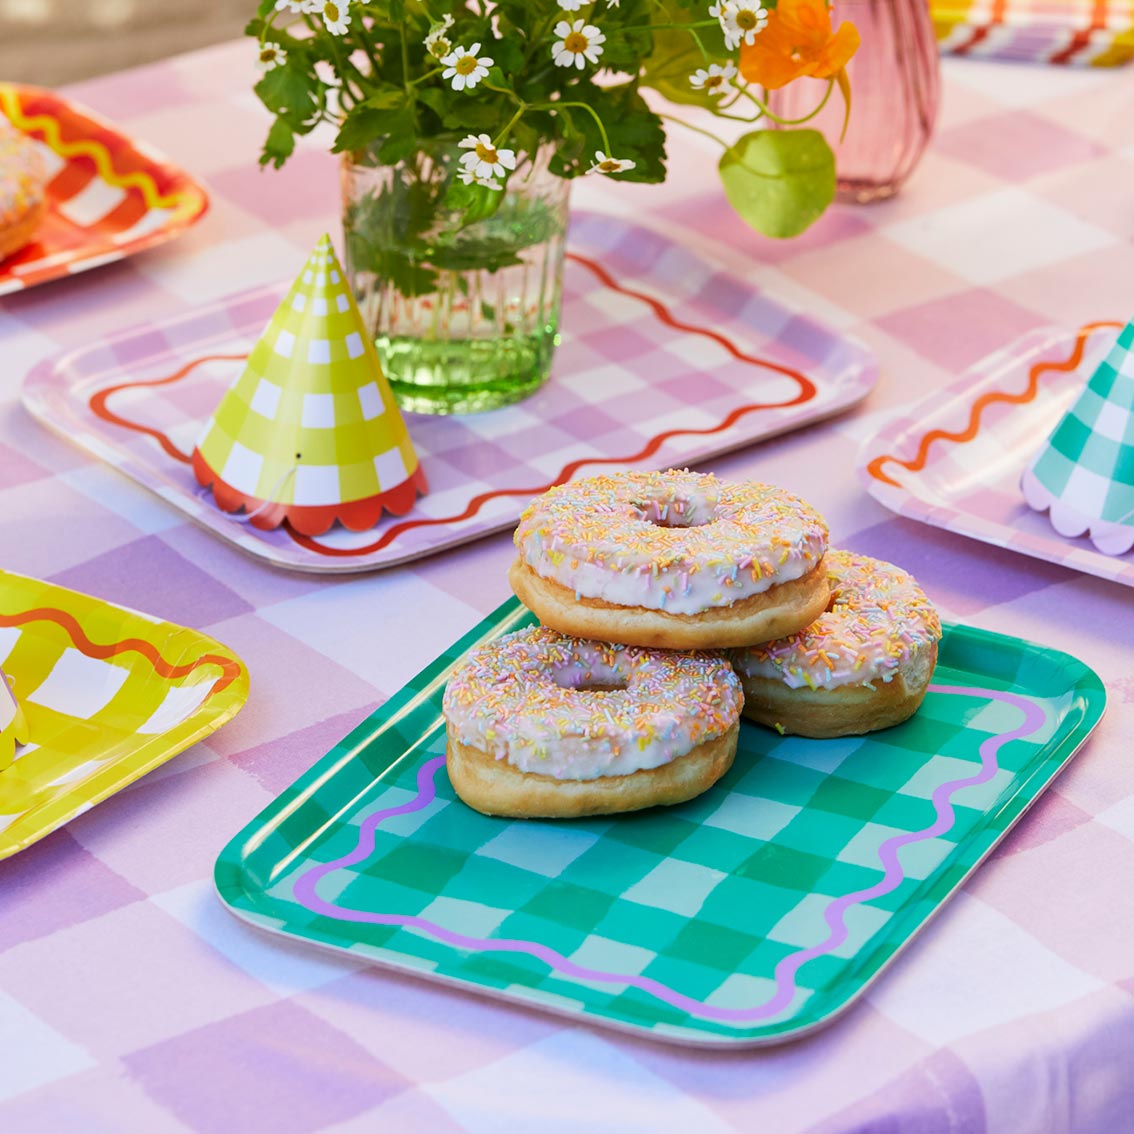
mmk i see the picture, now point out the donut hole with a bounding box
[550,663,628,694]
[635,494,716,529]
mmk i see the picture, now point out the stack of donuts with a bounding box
[443,469,941,819]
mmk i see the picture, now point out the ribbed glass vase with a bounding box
[768,0,940,203]
[342,142,570,415]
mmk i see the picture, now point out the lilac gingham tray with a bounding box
[22,212,877,574]
[857,322,1134,587]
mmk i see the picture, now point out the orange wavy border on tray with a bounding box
[0,608,243,695]
[88,250,822,558]
[864,320,1123,489]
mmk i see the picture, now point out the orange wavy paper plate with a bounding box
[0,83,208,295]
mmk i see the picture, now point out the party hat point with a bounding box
[192,235,427,536]
[1021,321,1134,557]
[0,668,29,773]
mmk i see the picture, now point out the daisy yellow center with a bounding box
[456,54,479,74]
[736,9,759,29]
[260,48,277,62]
[598,159,620,171]
[564,31,589,53]
[705,75,723,89]
[325,2,340,19]
[475,142,499,164]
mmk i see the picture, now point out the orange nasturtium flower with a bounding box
[738,0,861,90]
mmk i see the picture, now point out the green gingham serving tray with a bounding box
[215,600,1105,1047]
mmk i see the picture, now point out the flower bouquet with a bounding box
[249,0,859,413]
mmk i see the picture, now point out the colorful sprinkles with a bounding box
[514,470,829,616]
[442,626,742,780]
[0,122,45,229]
[732,550,942,691]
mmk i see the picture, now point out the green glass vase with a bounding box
[341,142,570,415]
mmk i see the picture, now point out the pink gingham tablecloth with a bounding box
[1,40,1133,1134]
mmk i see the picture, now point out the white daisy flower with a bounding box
[557,0,588,8]
[318,0,351,36]
[718,1,767,49]
[442,43,494,91]
[586,151,636,175]
[424,14,454,60]
[274,0,313,12]
[689,61,737,95]
[552,20,606,69]
[458,133,518,181]
[607,0,621,6]
[458,168,502,190]
[257,42,287,71]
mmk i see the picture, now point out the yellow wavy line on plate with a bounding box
[0,84,193,212]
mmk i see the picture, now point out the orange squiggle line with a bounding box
[287,252,820,557]
[0,608,242,695]
[0,84,189,212]
[865,321,1123,489]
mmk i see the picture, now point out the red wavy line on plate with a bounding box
[865,320,1122,489]
[287,251,819,557]
[88,353,247,465]
[0,608,242,694]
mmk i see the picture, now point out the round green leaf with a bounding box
[718,129,836,240]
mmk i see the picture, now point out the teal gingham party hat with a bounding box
[1021,321,1134,556]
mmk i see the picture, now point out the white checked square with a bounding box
[703,793,800,841]
[302,269,313,284]
[0,990,94,1102]
[301,393,336,428]
[345,331,364,359]
[426,1030,734,1134]
[568,935,656,976]
[374,447,408,488]
[220,441,263,495]
[135,681,215,735]
[868,893,1103,1046]
[307,339,332,364]
[357,382,384,421]
[274,329,296,358]
[290,292,306,312]
[884,189,1115,286]
[555,363,645,400]
[417,896,509,939]
[0,627,20,665]
[25,648,130,719]
[335,292,350,313]
[1063,462,1113,509]
[622,858,726,918]
[838,821,953,882]
[478,823,600,877]
[1096,794,1134,842]
[312,296,328,316]
[899,754,1014,810]
[249,378,282,420]
[56,178,128,227]
[767,892,891,959]
[292,464,341,505]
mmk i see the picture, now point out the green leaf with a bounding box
[718,129,836,239]
[550,84,666,183]
[333,95,415,155]
[260,117,296,168]
[254,61,320,130]
[639,0,731,110]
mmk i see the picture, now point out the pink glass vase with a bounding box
[767,0,941,203]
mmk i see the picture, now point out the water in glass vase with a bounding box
[343,144,570,416]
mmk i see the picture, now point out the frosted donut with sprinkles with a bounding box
[731,549,942,738]
[508,469,831,649]
[0,123,46,261]
[442,626,743,818]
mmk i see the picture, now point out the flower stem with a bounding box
[657,113,730,151]
[737,79,836,126]
[544,100,612,157]
[496,103,528,146]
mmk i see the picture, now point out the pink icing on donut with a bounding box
[443,626,742,780]
[514,470,828,616]
[732,550,942,691]
[0,124,46,228]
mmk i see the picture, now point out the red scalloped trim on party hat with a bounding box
[192,449,428,536]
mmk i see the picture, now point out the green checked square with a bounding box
[216,600,1105,1047]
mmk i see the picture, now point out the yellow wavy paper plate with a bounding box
[0,569,248,859]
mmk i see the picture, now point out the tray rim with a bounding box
[0,567,249,859]
[0,82,210,297]
[855,321,1134,587]
[21,212,878,575]
[213,598,1106,1048]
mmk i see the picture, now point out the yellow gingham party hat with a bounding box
[192,234,427,535]
[0,668,29,773]
[1021,320,1134,556]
